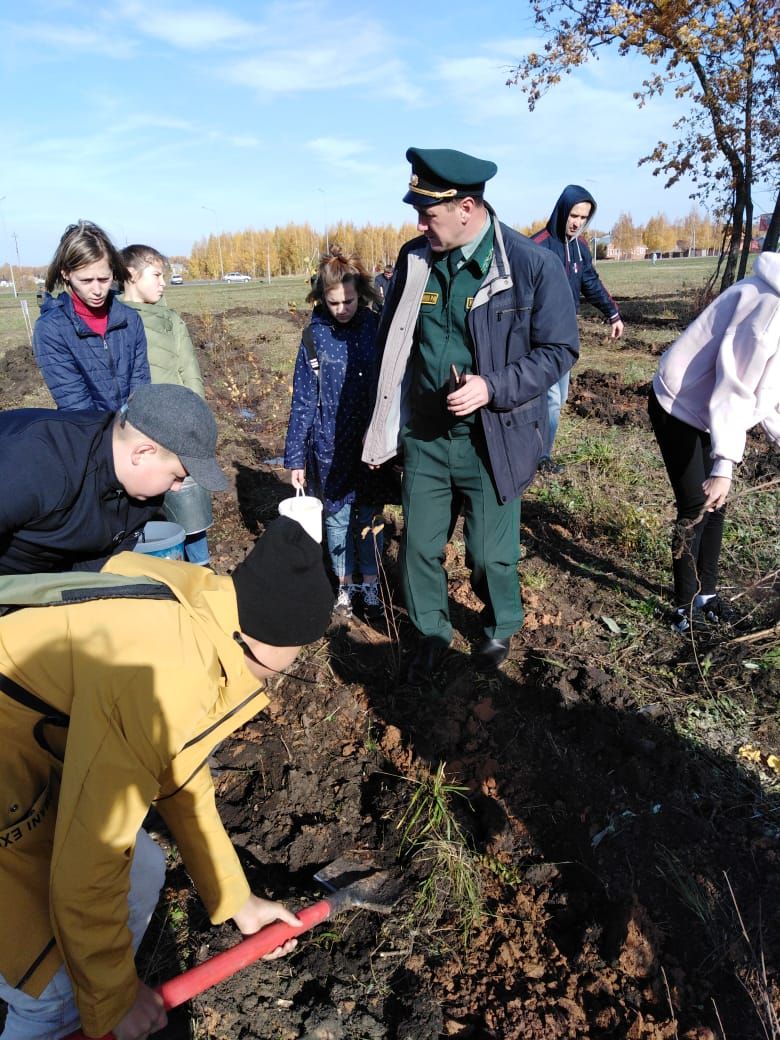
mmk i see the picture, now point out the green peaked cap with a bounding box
[403,147,497,207]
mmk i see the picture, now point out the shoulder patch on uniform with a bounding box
[421,291,439,306]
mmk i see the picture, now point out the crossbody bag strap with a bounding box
[0,672,69,725]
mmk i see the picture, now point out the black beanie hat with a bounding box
[231,517,334,646]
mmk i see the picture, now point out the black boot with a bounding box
[406,636,450,685]
[472,636,511,672]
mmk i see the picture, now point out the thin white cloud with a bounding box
[124,115,196,133]
[6,22,137,59]
[224,45,420,104]
[211,3,422,104]
[116,1,253,49]
[306,138,384,177]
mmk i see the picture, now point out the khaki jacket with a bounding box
[120,297,205,397]
[0,554,268,1036]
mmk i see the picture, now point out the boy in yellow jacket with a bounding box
[0,518,333,1040]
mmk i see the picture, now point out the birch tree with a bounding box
[507,0,779,291]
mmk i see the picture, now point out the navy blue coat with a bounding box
[0,409,160,574]
[531,184,620,323]
[33,291,150,411]
[363,211,580,502]
[284,306,379,513]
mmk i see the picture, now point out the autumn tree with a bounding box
[610,212,641,256]
[680,205,712,255]
[507,0,779,292]
[643,213,676,254]
[187,223,421,280]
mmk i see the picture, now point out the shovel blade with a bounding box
[314,853,400,913]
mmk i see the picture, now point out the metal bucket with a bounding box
[163,477,213,535]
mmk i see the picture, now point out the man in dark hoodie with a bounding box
[531,185,624,473]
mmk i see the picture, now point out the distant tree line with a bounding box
[183,207,768,281]
[187,222,418,281]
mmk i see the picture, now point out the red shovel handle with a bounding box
[64,898,333,1040]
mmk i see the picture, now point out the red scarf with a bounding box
[72,292,109,336]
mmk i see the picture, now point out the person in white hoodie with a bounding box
[648,251,780,633]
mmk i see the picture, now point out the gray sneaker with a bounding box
[360,581,385,620]
[333,584,354,618]
[670,597,735,635]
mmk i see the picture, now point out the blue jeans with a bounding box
[0,830,166,1040]
[543,369,571,459]
[324,502,383,582]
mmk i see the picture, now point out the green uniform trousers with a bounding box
[400,423,523,643]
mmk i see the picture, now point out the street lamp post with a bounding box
[317,188,329,254]
[201,206,224,280]
[0,196,19,298]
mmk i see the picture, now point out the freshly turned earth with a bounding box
[0,305,777,1039]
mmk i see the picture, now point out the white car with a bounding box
[222,272,251,283]
[169,273,184,285]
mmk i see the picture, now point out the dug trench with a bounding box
[0,307,777,1039]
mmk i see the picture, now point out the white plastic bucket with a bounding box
[134,521,186,560]
[278,488,323,543]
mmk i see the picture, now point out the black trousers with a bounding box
[648,387,726,606]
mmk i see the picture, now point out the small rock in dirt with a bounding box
[473,698,496,722]
[380,724,403,752]
[525,862,561,886]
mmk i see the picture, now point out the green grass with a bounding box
[163,273,311,315]
[0,259,722,364]
[587,255,719,298]
[0,276,311,360]
[533,416,671,566]
[0,290,36,357]
[398,763,483,945]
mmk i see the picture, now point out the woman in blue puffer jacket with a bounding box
[284,252,385,621]
[33,221,150,411]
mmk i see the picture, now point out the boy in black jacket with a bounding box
[0,384,227,574]
[531,184,624,472]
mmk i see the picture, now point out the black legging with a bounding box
[648,387,726,607]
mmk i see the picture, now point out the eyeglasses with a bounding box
[233,631,268,669]
[232,632,316,685]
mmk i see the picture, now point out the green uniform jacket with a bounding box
[0,553,268,1036]
[120,297,205,397]
[361,209,579,502]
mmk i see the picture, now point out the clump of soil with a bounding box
[569,369,650,427]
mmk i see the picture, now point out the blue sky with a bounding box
[1,0,771,266]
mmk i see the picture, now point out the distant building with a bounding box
[605,241,647,261]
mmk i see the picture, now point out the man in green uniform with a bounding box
[362,148,579,683]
